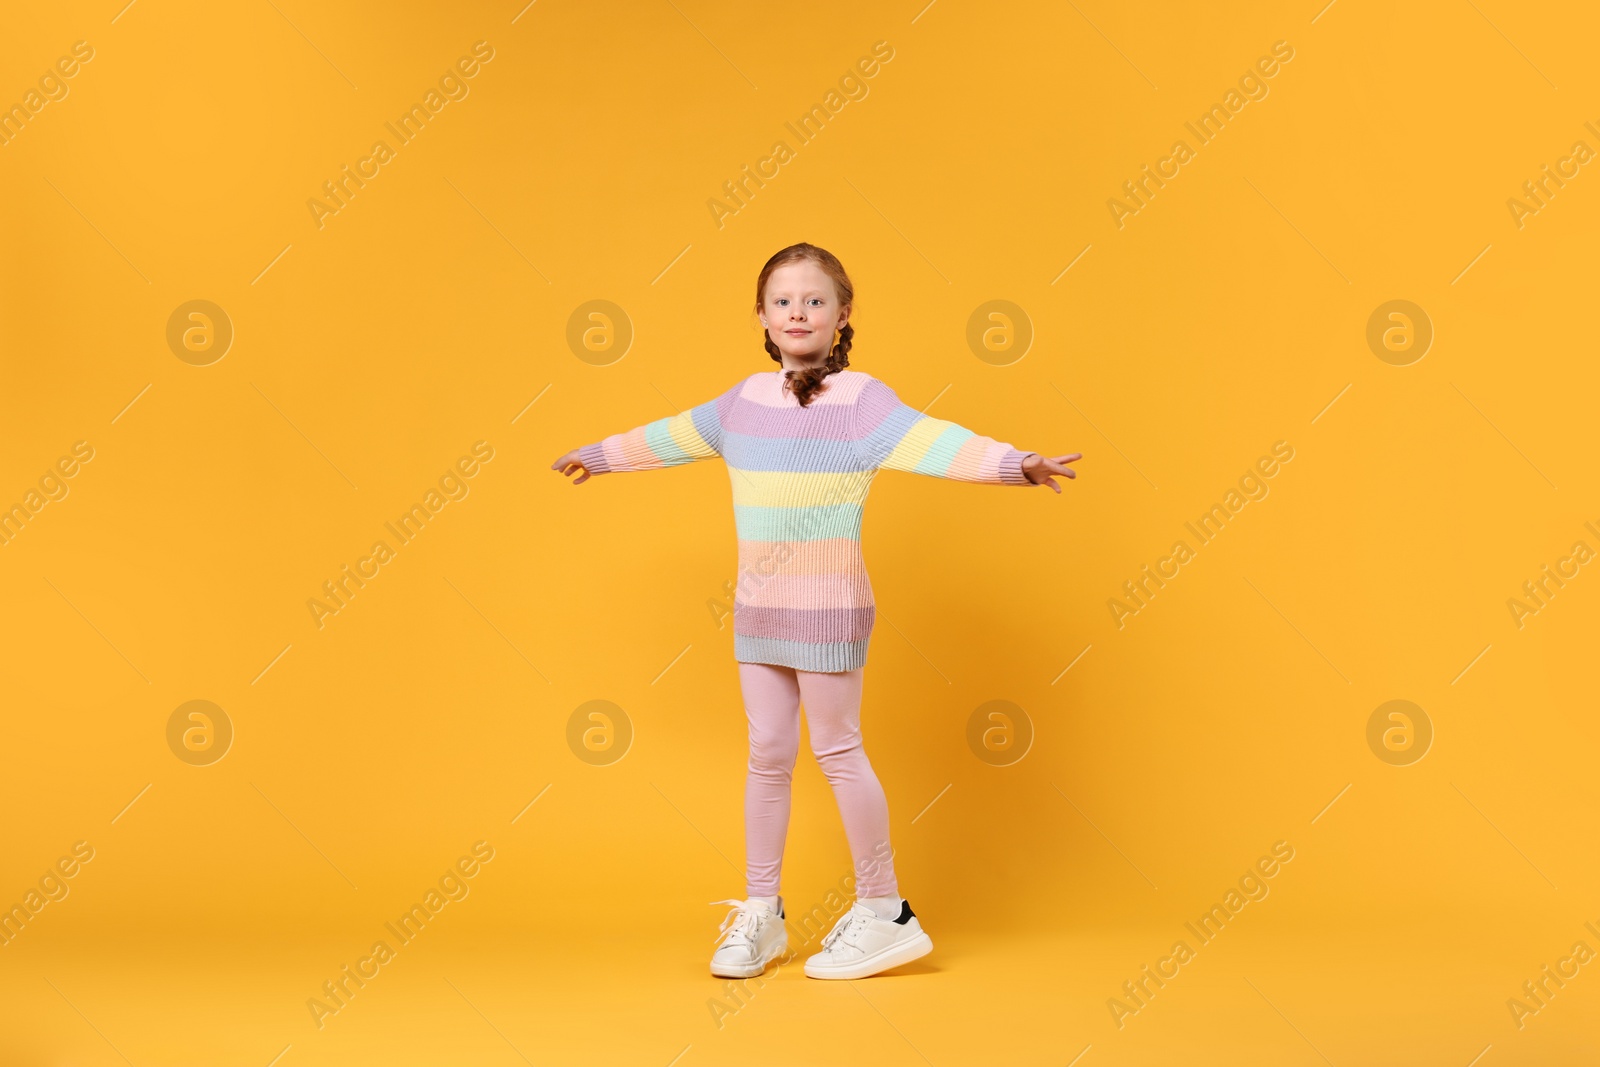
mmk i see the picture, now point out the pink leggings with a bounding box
[738,662,898,899]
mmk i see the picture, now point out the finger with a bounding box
[1054,453,1082,464]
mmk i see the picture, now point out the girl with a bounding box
[552,243,1079,981]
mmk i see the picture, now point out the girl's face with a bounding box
[758,260,850,363]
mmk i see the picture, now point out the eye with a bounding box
[807,298,823,306]
[775,298,788,306]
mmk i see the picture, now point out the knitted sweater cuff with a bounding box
[1000,449,1037,486]
[577,442,612,475]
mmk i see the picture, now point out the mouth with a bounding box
[784,329,811,336]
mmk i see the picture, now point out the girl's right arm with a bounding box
[553,382,737,485]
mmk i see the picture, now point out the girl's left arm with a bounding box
[852,377,1039,486]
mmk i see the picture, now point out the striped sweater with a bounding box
[578,368,1039,672]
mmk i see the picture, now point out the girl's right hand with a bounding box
[1022,452,1082,492]
[551,450,596,485]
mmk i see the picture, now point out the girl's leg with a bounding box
[795,666,899,899]
[738,662,802,898]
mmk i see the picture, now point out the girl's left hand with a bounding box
[1022,453,1081,492]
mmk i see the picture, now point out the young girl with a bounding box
[552,243,1079,981]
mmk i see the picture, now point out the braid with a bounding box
[832,321,854,368]
[773,322,853,408]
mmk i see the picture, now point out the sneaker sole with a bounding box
[803,931,933,980]
[710,936,790,979]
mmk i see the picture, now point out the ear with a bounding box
[836,303,851,330]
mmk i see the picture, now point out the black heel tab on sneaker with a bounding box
[893,900,915,924]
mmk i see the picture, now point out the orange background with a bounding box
[2,0,1597,1063]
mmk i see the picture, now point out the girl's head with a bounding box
[754,243,853,407]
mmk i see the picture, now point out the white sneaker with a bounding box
[804,899,933,980]
[709,897,789,979]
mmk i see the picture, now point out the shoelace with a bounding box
[709,898,769,946]
[819,906,872,951]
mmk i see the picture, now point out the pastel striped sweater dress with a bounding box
[577,368,1039,672]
